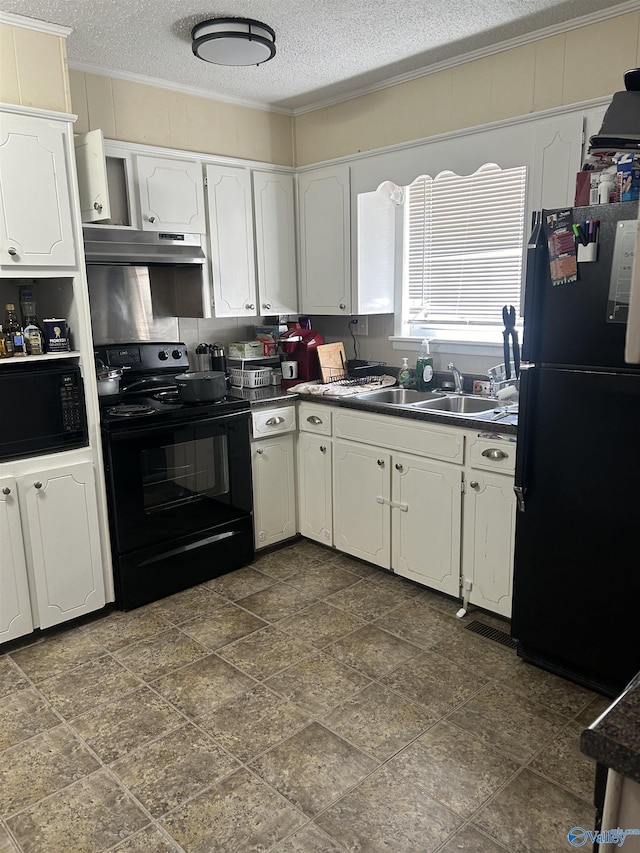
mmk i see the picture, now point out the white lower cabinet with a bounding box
[0,461,106,642]
[251,407,297,550]
[297,432,333,546]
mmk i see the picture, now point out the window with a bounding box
[403,163,527,336]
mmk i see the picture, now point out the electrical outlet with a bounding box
[351,316,369,336]
[473,380,491,396]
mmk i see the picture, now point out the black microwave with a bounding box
[0,362,89,462]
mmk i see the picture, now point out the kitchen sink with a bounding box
[352,388,446,404]
[411,395,498,414]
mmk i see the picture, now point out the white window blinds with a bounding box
[406,163,527,325]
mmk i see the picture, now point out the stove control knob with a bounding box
[172,349,182,359]
[158,350,169,361]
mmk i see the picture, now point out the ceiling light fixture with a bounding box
[191,17,276,67]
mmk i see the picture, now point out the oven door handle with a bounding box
[107,409,250,440]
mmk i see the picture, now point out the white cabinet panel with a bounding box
[253,170,298,315]
[392,453,462,596]
[206,164,258,317]
[137,155,206,232]
[298,166,351,315]
[74,129,111,223]
[357,183,397,314]
[463,471,516,618]
[0,113,76,270]
[531,114,584,211]
[252,435,297,548]
[21,462,105,629]
[297,432,332,546]
[333,440,390,567]
[0,478,33,643]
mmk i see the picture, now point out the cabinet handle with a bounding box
[376,495,408,511]
[8,247,17,256]
[307,415,323,424]
[256,448,264,455]
[320,445,326,453]
[246,303,255,310]
[395,463,403,471]
[148,215,156,223]
[94,202,103,212]
[262,303,272,310]
[339,303,346,310]
[2,487,10,495]
[470,481,479,488]
[377,459,385,467]
[34,481,43,489]
[481,448,508,460]
[265,416,284,425]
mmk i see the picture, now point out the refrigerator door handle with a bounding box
[513,485,526,513]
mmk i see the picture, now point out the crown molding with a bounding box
[0,102,77,122]
[68,61,294,117]
[292,0,640,115]
[0,10,72,37]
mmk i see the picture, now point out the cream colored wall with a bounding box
[69,70,294,167]
[294,11,640,166]
[0,21,70,112]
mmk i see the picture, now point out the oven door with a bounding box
[104,410,252,554]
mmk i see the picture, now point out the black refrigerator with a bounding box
[511,200,640,697]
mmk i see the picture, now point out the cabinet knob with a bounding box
[8,247,17,256]
[395,463,403,471]
[148,215,156,223]
[246,303,255,310]
[377,459,385,467]
[339,303,346,310]
[256,448,264,455]
[34,481,43,490]
[93,202,103,213]
[470,480,479,489]
[2,487,10,495]
[320,445,326,453]
[262,303,272,311]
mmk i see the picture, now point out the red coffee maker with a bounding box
[279,328,324,389]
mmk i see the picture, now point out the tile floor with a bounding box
[0,540,611,853]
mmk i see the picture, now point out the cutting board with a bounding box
[317,342,348,383]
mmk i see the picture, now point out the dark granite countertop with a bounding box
[581,671,640,784]
[237,384,517,436]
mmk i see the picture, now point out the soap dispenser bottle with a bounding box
[416,338,434,391]
[398,357,413,387]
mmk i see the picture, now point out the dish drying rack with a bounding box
[487,362,520,395]
[321,361,387,387]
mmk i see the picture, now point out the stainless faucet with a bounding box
[448,362,464,394]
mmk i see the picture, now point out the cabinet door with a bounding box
[298,166,351,315]
[297,433,332,546]
[0,477,34,643]
[74,129,111,223]
[463,472,516,618]
[0,113,76,270]
[206,164,258,317]
[252,435,297,549]
[333,440,390,568]
[253,170,298,315]
[136,155,206,232]
[392,454,462,596]
[21,462,105,629]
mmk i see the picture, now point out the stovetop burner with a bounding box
[153,390,181,404]
[106,403,156,418]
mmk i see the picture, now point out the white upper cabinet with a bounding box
[253,170,298,315]
[356,182,398,314]
[0,112,76,271]
[206,164,258,317]
[74,129,111,223]
[298,165,351,315]
[136,154,206,233]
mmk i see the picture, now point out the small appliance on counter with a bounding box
[279,328,324,389]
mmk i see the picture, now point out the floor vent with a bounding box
[465,620,517,649]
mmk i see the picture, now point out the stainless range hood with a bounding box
[83,226,205,265]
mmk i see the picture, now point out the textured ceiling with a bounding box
[3,0,633,111]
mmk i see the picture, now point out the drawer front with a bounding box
[252,406,296,438]
[468,433,516,474]
[298,403,332,435]
[333,409,464,465]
